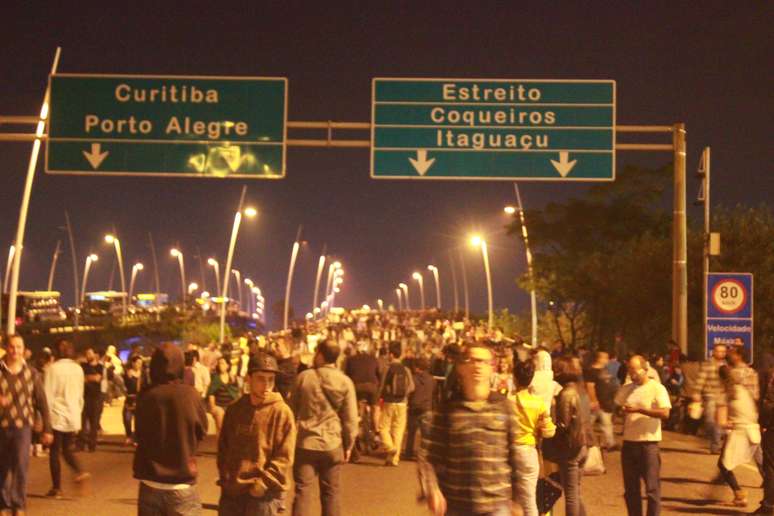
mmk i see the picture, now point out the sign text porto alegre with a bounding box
[46,74,287,178]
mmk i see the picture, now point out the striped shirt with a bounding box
[418,393,518,514]
[0,360,51,432]
[695,359,724,398]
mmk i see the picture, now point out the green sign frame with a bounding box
[46,74,287,178]
[371,77,616,181]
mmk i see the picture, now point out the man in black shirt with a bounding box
[584,351,619,451]
[403,358,434,460]
[79,347,104,452]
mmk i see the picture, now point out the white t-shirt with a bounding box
[615,379,671,442]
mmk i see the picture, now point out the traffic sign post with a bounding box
[706,272,753,362]
[371,78,615,180]
[46,74,287,178]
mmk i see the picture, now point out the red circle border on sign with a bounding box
[711,278,747,315]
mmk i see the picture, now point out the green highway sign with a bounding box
[46,74,287,178]
[371,78,616,181]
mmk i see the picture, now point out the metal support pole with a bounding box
[672,123,688,355]
[47,240,61,292]
[7,47,61,335]
[481,242,494,330]
[458,249,470,320]
[448,251,459,314]
[64,211,79,328]
[699,147,711,357]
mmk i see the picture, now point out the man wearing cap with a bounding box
[217,352,297,516]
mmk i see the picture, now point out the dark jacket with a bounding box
[133,344,209,485]
[409,369,435,412]
[543,375,592,461]
[345,353,380,386]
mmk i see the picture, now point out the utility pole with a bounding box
[696,147,712,358]
[64,211,79,328]
[47,240,61,292]
[673,123,688,355]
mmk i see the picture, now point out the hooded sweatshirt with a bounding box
[217,392,296,497]
[133,343,209,485]
[530,349,561,410]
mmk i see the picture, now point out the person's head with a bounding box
[414,357,429,373]
[84,347,97,363]
[129,354,143,371]
[627,355,649,385]
[314,339,340,367]
[247,352,279,400]
[388,341,402,360]
[55,339,75,360]
[184,351,195,367]
[728,346,744,367]
[149,343,184,385]
[4,334,25,362]
[553,356,581,384]
[712,344,727,362]
[189,349,200,364]
[718,365,733,390]
[514,359,535,389]
[216,357,230,374]
[594,351,609,367]
[654,355,664,367]
[456,343,493,401]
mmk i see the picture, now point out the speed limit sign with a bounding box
[711,279,747,314]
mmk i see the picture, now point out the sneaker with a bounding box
[46,488,63,499]
[74,472,91,483]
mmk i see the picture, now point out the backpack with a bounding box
[384,363,409,399]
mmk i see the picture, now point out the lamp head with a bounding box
[412,272,422,281]
[332,261,342,269]
[399,283,408,289]
[470,235,483,247]
[104,234,115,244]
[134,262,144,271]
[207,258,217,266]
[504,206,517,215]
[170,248,180,257]
[243,207,257,218]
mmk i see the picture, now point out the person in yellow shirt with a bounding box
[511,359,556,516]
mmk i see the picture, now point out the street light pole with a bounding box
[208,258,221,299]
[170,248,186,303]
[399,283,410,310]
[128,262,143,301]
[219,186,255,343]
[412,272,425,310]
[427,265,441,309]
[3,245,15,294]
[80,254,98,304]
[507,182,539,348]
[395,288,403,311]
[312,246,326,313]
[283,225,303,330]
[231,269,242,308]
[457,249,470,320]
[47,240,61,292]
[471,235,494,330]
[105,234,127,320]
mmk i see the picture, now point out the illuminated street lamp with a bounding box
[395,288,403,310]
[231,269,243,308]
[470,235,494,329]
[80,254,98,304]
[412,272,425,310]
[207,258,221,298]
[188,282,199,295]
[312,252,326,313]
[219,193,257,342]
[170,248,186,302]
[399,282,410,310]
[377,298,384,311]
[128,262,144,300]
[244,278,255,314]
[427,265,441,309]
[105,234,127,318]
[284,228,303,330]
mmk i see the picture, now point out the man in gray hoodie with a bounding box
[290,340,358,516]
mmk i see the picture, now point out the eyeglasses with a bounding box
[459,356,492,366]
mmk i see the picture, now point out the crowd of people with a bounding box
[0,308,773,515]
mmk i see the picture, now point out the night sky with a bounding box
[0,2,771,329]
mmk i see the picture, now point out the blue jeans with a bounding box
[447,502,511,515]
[621,441,661,516]
[219,492,282,515]
[0,426,31,510]
[138,481,202,516]
[703,396,723,452]
[591,409,615,449]
[559,446,588,516]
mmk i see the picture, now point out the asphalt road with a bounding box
[22,404,765,515]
